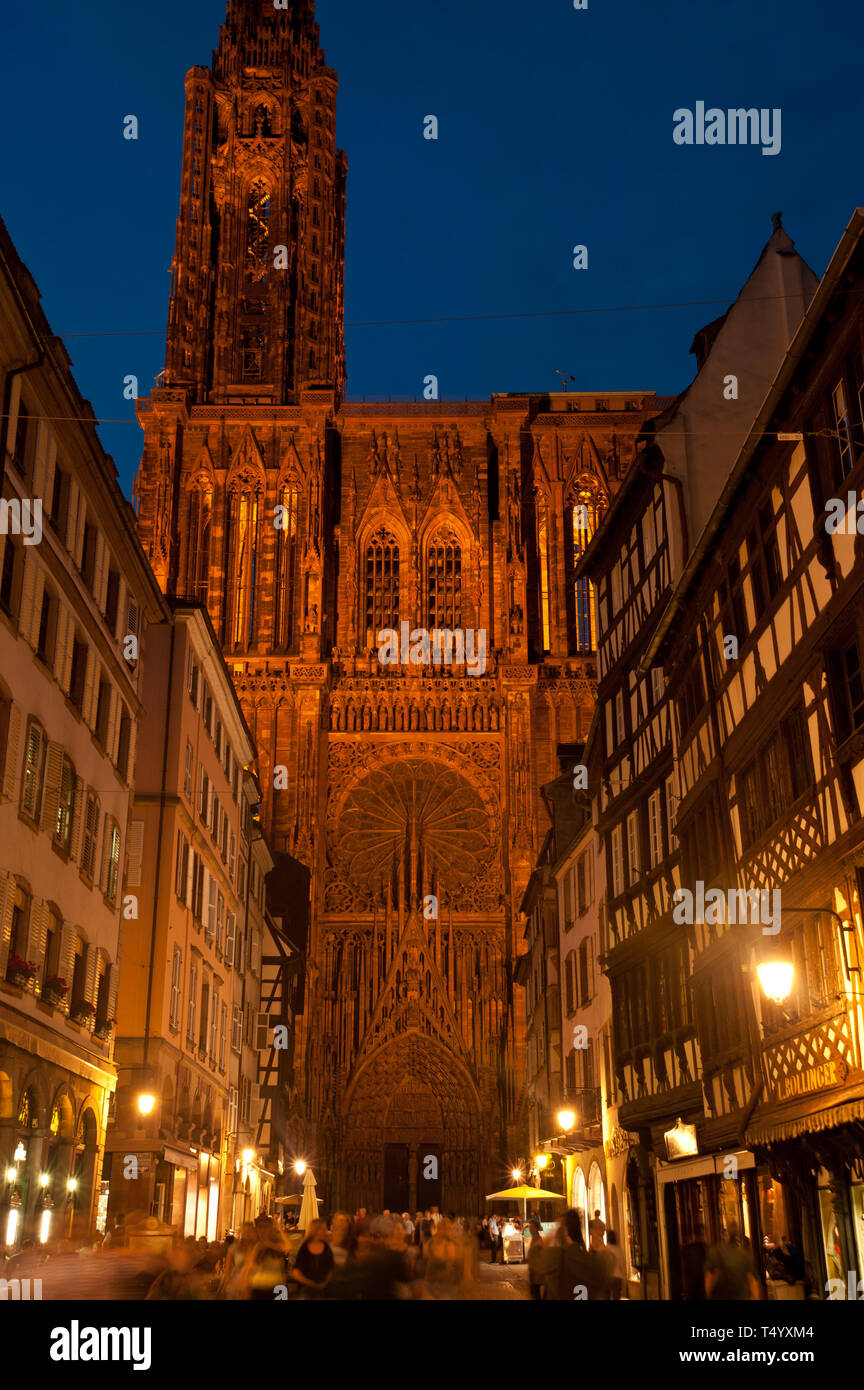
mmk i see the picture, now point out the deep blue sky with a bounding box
[1,0,861,497]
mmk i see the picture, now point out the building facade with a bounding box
[0,214,166,1249]
[131,0,664,1210]
[105,602,270,1238]
[653,208,864,1299]
[578,218,818,1297]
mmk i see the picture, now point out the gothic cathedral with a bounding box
[134,0,660,1211]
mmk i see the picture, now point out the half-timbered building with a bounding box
[651,207,864,1299]
[577,218,818,1296]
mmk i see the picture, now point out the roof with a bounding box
[645,206,864,667]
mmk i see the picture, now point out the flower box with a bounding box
[93,1018,115,1041]
[70,1000,97,1028]
[7,956,37,988]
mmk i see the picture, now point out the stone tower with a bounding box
[134,0,661,1210]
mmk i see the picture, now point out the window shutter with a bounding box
[54,604,73,693]
[39,741,65,834]
[99,814,111,894]
[94,534,109,611]
[0,702,22,803]
[125,596,140,667]
[17,550,38,646]
[126,820,144,887]
[0,871,12,979]
[82,650,98,729]
[59,923,78,993]
[225,911,236,968]
[71,489,86,567]
[68,775,85,863]
[107,963,119,1021]
[84,944,100,1005]
[105,688,119,764]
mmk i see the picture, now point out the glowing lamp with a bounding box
[242,1148,255,1165]
[758,960,794,1005]
[137,1092,156,1117]
[535,1153,550,1171]
[557,1110,576,1133]
[294,1159,307,1176]
[511,1168,522,1182]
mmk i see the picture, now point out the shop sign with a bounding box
[775,1058,848,1103]
[664,1118,698,1160]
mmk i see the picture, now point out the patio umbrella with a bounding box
[485,1184,568,1223]
[298,1167,321,1232]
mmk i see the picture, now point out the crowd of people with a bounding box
[1,1204,636,1301]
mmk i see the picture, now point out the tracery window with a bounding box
[187,485,212,604]
[426,532,462,629]
[364,529,399,646]
[569,483,602,653]
[227,486,260,651]
[245,179,271,284]
[274,484,299,650]
[536,494,551,653]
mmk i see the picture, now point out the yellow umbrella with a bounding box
[485,1184,568,1223]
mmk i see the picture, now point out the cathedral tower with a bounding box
[135,0,660,1212]
[164,0,346,405]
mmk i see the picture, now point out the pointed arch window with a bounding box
[364,529,399,647]
[426,532,462,630]
[569,483,602,654]
[227,486,260,651]
[536,494,552,654]
[275,483,300,650]
[245,179,271,284]
[187,484,212,604]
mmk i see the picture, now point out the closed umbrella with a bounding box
[298,1167,322,1232]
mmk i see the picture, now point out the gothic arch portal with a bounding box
[341,1031,485,1213]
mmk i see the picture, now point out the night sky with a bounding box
[1,0,861,496]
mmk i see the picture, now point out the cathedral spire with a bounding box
[163,0,346,404]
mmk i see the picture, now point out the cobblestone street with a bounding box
[471,1261,529,1300]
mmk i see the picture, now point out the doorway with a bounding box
[416,1144,442,1211]
[383,1143,409,1212]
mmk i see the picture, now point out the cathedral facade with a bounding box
[133,0,662,1211]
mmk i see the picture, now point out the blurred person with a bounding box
[221,1222,257,1298]
[602,1229,627,1300]
[291,1219,334,1298]
[488,1212,500,1264]
[329,1211,355,1268]
[418,1218,465,1300]
[547,1208,610,1301]
[402,1211,414,1240]
[240,1220,290,1301]
[705,1222,761,1301]
[589,1208,606,1252]
[101,1212,127,1250]
[526,1219,546,1300]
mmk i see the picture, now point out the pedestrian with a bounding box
[547,1208,611,1300]
[704,1222,761,1300]
[602,1229,627,1299]
[588,1208,606,1252]
[526,1219,545,1300]
[101,1213,127,1250]
[488,1212,500,1264]
[291,1219,334,1299]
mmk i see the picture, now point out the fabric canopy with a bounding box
[485,1185,567,1201]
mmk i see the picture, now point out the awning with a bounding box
[747,1098,864,1147]
[656,1151,755,1185]
[163,1146,199,1171]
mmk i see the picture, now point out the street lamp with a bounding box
[294,1159,307,1177]
[511,1167,522,1182]
[242,1149,256,1166]
[758,958,795,1005]
[137,1091,156,1117]
[534,1153,549,1172]
[557,1110,576,1133]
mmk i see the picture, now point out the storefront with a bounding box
[656,1149,764,1300]
[747,1102,864,1299]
